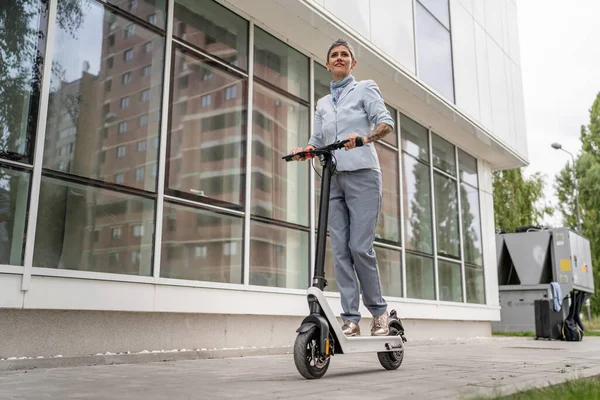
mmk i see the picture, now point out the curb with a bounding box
[0,347,292,372]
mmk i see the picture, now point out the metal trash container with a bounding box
[491,227,594,335]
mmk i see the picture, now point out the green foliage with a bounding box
[554,162,577,230]
[554,92,600,315]
[492,168,553,233]
[487,376,600,400]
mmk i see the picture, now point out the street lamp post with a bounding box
[551,142,590,322]
[551,143,582,233]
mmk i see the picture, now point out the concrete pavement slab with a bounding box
[1,337,600,399]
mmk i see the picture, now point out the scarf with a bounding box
[330,74,355,105]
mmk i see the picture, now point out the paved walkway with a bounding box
[1,337,600,399]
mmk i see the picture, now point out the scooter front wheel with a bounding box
[293,326,330,379]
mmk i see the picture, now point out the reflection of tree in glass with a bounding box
[460,183,482,266]
[0,0,85,162]
[434,174,459,258]
[0,182,10,263]
[407,158,432,253]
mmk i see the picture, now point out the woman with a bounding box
[289,39,394,337]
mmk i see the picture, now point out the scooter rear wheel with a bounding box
[377,326,404,370]
[293,326,330,379]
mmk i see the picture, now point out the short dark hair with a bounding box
[326,39,355,61]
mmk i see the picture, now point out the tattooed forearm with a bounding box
[366,123,392,143]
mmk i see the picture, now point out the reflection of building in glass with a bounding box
[37,3,161,275]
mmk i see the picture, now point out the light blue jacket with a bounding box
[309,78,394,172]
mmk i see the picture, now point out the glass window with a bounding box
[249,221,309,289]
[400,114,429,162]
[44,2,164,192]
[382,104,398,147]
[438,259,463,302]
[323,235,336,292]
[173,0,248,70]
[377,247,402,298]
[459,149,478,187]
[323,237,403,297]
[417,0,450,29]
[434,172,460,258]
[160,202,243,283]
[252,83,309,226]
[466,264,485,304]
[461,182,483,266]
[415,2,455,103]
[406,253,435,300]
[254,27,309,101]
[167,48,247,209]
[375,145,400,244]
[105,0,167,29]
[402,155,433,254]
[0,165,30,265]
[324,237,403,297]
[432,133,456,175]
[0,0,47,163]
[314,62,331,104]
[33,175,155,276]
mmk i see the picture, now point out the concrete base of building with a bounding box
[0,309,491,370]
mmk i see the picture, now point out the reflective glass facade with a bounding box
[0,0,485,305]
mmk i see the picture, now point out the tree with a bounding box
[555,92,600,315]
[0,0,85,161]
[492,168,553,233]
[554,161,578,230]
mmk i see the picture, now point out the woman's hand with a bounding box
[343,134,368,150]
[289,145,315,161]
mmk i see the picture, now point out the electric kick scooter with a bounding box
[283,138,407,380]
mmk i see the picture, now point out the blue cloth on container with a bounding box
[550,282,562,311]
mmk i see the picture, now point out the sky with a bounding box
[517,0,600,227]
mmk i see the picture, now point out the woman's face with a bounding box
[326,45,356,80]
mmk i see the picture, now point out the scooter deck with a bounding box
[307,287,405,354]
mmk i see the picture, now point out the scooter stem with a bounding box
[313,152,333,291]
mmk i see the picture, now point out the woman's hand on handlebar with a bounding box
[344,134,368,150]
[289,145,315,161]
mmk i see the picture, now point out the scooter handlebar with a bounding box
[282,137,364,162]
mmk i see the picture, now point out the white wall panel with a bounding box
[472,0,486,28]
[457,0,473,15]
[0,274,24,308]
[500,0,509,55]
[506,0,521,65]
[323,0,371,39]
[487,37,511,147]
[505,55,518,153]
[484,0,503,49]
[479,181,499,307]
[474,23,493,130]
[23,276,155,311]
[450,0,479,120]
[511,61,528,158]
[4,273,501,321]
[370,0,415,73]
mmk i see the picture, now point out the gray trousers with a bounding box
[328,169,387,324]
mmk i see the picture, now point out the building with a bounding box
[0,0,527,358]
